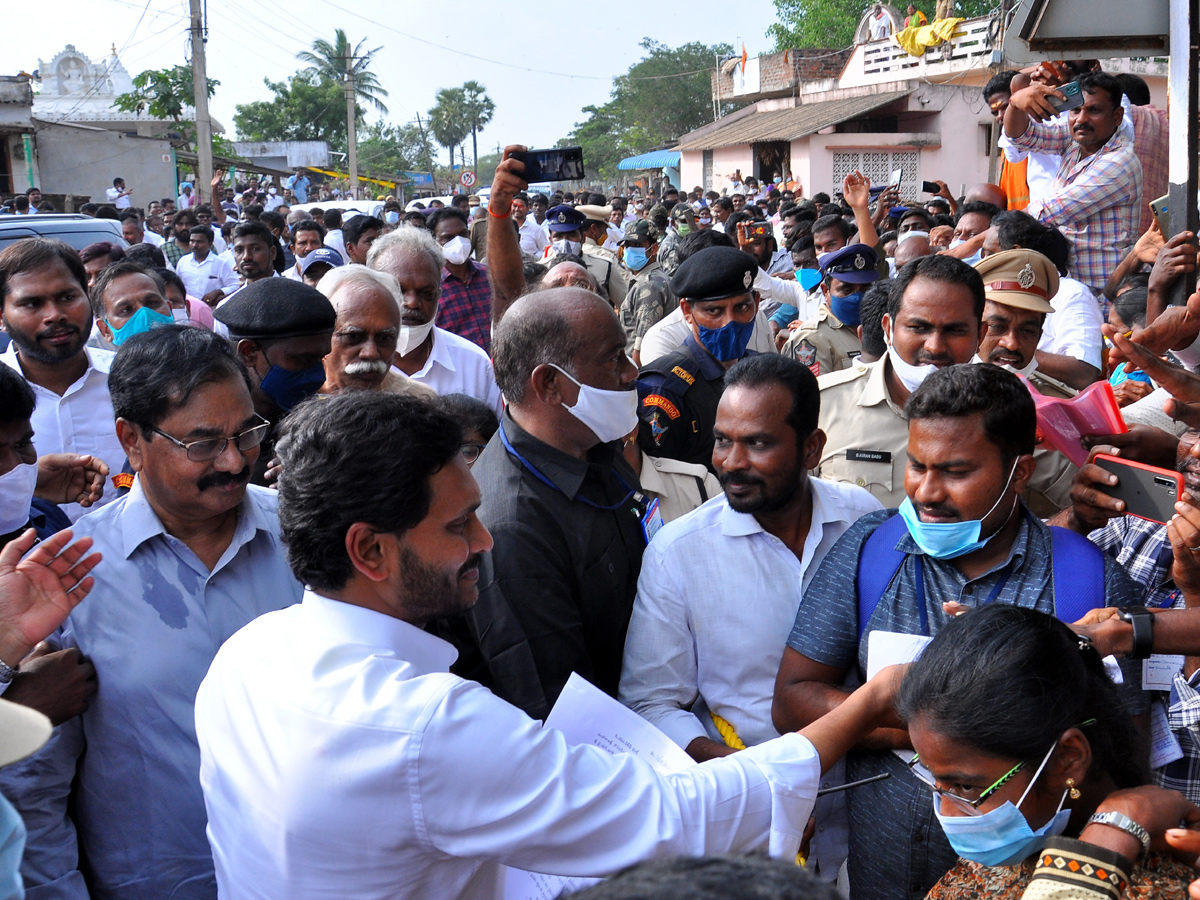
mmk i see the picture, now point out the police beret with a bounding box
[545,204,587,232]
[214,277,337,339]
[819,243,881,284]
[670,246,758,302]
[972,248,1058,314]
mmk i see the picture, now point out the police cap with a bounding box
[972,248,1058,313]
[545,204,587,233]
[819,243,881,284]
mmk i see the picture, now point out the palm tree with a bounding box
[296,29,389,114]
[460,81,495,172]
[428,88,470,172]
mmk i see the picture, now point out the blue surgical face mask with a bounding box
[0,793,26,900]
[258,362,326,412]
[798,268,824,291]
[898,459,1020,559]
[384,211,400,225]
[107,305,174,346]
[830,291,864,327]
[934,742,1070,867]
[950,238,983,266]
[624,247,649,271]
[696,318,755,362]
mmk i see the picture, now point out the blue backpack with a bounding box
[855,514,1106,642]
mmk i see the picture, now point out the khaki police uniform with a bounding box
[637,452,723,523]
[582,238,631,307]
[816,356,1076,515]
[782,306,862,377]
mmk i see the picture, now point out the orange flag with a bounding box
[740,44,748,72]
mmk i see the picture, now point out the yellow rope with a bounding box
[709,711,806,866]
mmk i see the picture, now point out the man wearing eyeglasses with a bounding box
[0,325,304,900]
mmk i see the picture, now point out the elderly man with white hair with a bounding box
[367,227,502,414]
[315,265,437,398]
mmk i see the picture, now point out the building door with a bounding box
[752,141,790,185]
[832,149,920,198]
[702,150,713,191]
[0,138,11,195]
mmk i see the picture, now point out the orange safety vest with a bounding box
[999,156,1030,211]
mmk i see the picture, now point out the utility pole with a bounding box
[415,111,438,193]
[188,0,213,204]
[345,56,358,200]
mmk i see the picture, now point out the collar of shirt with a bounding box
[441,260,481,284]
[501,409,625,501]
[681,334,734,381]
[1,341,113,389]
[118,475,276,566]
[407,327,457,378]
[301,590,458,675]
[859,355,903,413]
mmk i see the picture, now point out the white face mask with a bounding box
[550,365,639,444]
[0,462,38,534]
[886,328,940,393]
[972,353,1038,378]
[442,235,471,266]
[397,319,435,357]
[172,307,190,324]
[551,239,582,257]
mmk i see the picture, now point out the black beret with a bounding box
[214,278,336,339]
[670,246,757,302]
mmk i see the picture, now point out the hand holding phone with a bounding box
[1093,454,1182,524]
[509,147,585,183]
[922,181,940,195]
[1046,80,1084,114]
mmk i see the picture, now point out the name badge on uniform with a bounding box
[846,449,892,463]
[640,497,664,544]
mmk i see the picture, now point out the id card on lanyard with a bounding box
[640,497,664,544]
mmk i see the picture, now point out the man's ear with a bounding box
[344,521,392,583]
[96,319,114,342]
[529,363,573,407]
[802,428,827,470]
[236,338,262,371]
[680,298,695,328]
[1011,452,1038,497]
[116,417,145,472]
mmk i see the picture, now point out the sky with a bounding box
[9,0,782,168]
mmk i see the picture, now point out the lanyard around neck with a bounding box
[498,423,639,512]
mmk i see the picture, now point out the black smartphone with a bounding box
[511,147,585,183]
[1094,454,1183,525]
[922,180,940,194]
[1047,80,1085,114]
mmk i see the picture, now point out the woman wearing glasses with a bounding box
[896,605,1197,899]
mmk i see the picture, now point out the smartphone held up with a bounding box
[510,147,585,183]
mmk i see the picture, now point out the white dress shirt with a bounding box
[142,230,165,248]
[518,219,550,256]
[104,187,131,209]
[1,344,123,519]
[195,590,821,900]
[395,326,502,414]
[175,251,240,300]
[1038,275,1103,370]
[324,229,348,264]
[639,307,776,365]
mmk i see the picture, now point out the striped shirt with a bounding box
[1010,115,1142,293]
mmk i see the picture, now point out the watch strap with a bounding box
[0,657,16,685]
[1119,606,1155,660]
[1086,811,1151,854]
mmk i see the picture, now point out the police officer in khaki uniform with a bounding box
[782,243,879,377]
[621,430,722,524]
[816,253,1074,515]
[577,204,631,307]
[541,204,617,306]
[636,246,759,472]
[973,248,1077,400]
[619,219,676,361]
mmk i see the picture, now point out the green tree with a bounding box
[428,87,470,169]
[233,73,356,149]
[114,65,219,144]
[355,120,437,179]
[558,39,738,184]
[296,29,389,113]
[460,81,495,172]
[767,0,992,50]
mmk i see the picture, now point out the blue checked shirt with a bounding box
[1090,515,1200,803]
[788,507,1147,900]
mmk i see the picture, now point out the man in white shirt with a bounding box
[194,390,900,900]
[177,183,194,209]
[287,219,326,281]
[175,225,240,306]
[119,212,164,249]
[0,239,124,518]
[105,177,133,209]
[621,354,880,880]
[512,193,549,257]
[368,229,503,413]
[263,185,285,212]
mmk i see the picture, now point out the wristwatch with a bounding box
[1086,811,1151,855]
[1117,606,1155,660]
[0,657,16,686]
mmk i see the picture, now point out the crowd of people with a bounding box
[3,56,1200,900]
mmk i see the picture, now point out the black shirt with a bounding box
[436,410,647,720]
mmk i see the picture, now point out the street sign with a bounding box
[460,171,477,188]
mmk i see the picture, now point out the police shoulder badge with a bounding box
[795,339,818,368]
[1017,263,1036,290]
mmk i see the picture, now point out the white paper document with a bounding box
[503,673,695,900]
[1149,699,1185,769]
[1144,655,1185,692]
[866,630,932,682]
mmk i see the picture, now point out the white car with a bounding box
[291,200,385,220]
[405,196,457,213]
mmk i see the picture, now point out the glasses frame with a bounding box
[149,415,271,462]
[461,442,487,465]
[907,754,1026,817]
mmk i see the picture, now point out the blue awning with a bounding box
[617,150,681,170]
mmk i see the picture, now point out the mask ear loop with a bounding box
[1015,739,1062,812]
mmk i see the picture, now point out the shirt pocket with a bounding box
[821,450,894,496]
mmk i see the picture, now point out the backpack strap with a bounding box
[1048,525,1107,623]
[856,514,909,643]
